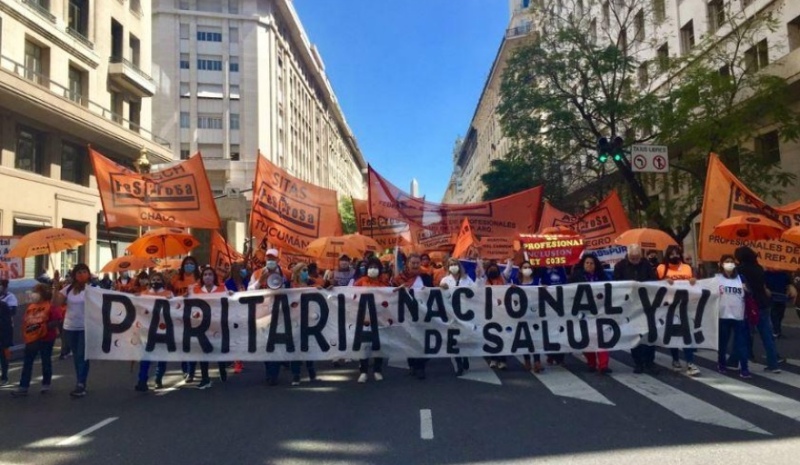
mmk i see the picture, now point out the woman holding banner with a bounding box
[477,259,510,370]
[188,267,230,390]
[283,263,318,385]
[657,245,700,377]
[55,264,93,398]
[392,253,433,379]
[354,257,387,383]
[509,261,544,374]
[135,272,173,392]
[172,256,201,381]
[713,255,752,378]
[440,257,474,377]
[569,254,612,375]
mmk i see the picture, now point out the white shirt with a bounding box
[61,286,87,331]
[0,292,18,309]
[716,273,745,320]
[440,274,475,289]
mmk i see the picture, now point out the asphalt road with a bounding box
[2,335,800,465]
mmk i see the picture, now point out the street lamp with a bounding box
[135,147,151,175]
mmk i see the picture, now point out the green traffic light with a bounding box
[613,153,623,162]
[599,154,609,163]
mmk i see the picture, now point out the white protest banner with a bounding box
[592,245,628,266]
[85,281,719,362]
[0,236,24,280]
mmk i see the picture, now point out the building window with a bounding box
[180,143,190,160]
[180,112,190,128]
[68,0,89,39]
[61,142,86,185]
[657,43,669,72]
[197,27,222,42]
[707,0,725,34]
[228,0,239,14]
[129,34,141,67]
[637,62,648,88]
[197,56,223,71]
[24,40,46,85]
[230,113,240,130]
[16,127,44,174]
[110,91,123,123]
[68,66,85,105]
[755,131,781,163]
[180,23,190,40]
[719,63,731,77]
[680,20,695,54]
[230,84,240,99]
[720,146,740,174]
[633,10,644,42]
[229,56,239,72]
[197,83,223,98]
[229,27,239,43]
[790,15,800,52]
[180,82,190,97]
[180,53,190,69]
[179,1,190,10]
[744,39,769,73]
[230,144,240,161]
[198,114,223,129]
[653,0,665,23]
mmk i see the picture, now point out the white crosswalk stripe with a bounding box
[450,357,502,385]
[516,356,615,406]
[694,351,800,390]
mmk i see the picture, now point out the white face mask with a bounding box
[521,268,533,277]
[448,265,460,275]
[367,268,380,278]
[30,292,41,303]
[266,260,277,271]
[722,263,736,273]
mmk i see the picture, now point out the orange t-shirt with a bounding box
[190,284,226,295]
[656,263,694,281]
[354,276,387,287]
[114,280,137,294]
[139,288,174,298]
[170,275,197,297]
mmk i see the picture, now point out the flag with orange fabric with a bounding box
[210,231,244,280]
[90,148,221,229]
[537,190,631,250]
[352,198,413,249]
[250,154,342,254]
[451,218,480,259]
[699,153,800,271]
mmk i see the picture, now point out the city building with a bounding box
[151,0,367,252]
[0,0,172,277]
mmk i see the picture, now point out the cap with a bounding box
[265,248,279,258]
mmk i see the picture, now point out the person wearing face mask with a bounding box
[647,252,660,268]
[352,257,389,383]
[570,254,613,374]
[171,256,201,297]
[714,255,751,378]
[188,267,230,390]
[248,249,288,291]
[134,272,173,391]
[392,253,433,379]
[54,263,93,397]
[11,283,64,396]
[508,261,544,373]
[613,244,659,374]
[324,255,356,287]
[114,271,137,293]
[439,258,475,376]
[224,262,249,374]
[476,258,510,370]
[657,245,700,376]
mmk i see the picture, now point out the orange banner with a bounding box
[90,148,221,229]
[210,231,243,280]
[250,154,342,254]
[368,166,542,239]
[537,191,631,250]
[452,218,480,259]
[699,153,800,271]
[479,236,517,261]
[353,198,412,250]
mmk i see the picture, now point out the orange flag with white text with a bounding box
[451,218,480,259]
[210,231,243,280]
[537,191,631,250]
[90,148,221,229]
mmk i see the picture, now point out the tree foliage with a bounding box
[339,197,357,234]
[490,0,799,241]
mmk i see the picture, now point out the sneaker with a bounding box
[671,360,682,371]
[488,361,497,369]
[134,381,148,392]
[69,385,86,398]
[357,373,368,383]
[197,379,212,390]
[740,370,753,379]
[686,364,701,377]
[373,372,383,381]
[11,388,28,397]
[533,362,543,374]
[633,365,644,374]
[764,367,782,374]
[498,362,508,370]
[291,376,301,386]
[219,369,228,382]
[717,364,727,374]
[40,384,51,394]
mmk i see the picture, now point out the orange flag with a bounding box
[452,218,480,259]
[250,154,342,254]
[699,153,800,271]
[90,148,221,229]
[537,190,631,250]
[353,198,413,249]
[210,231,243,280]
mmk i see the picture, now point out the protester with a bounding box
[569,254,612,375]
[114,271,137,293]
[12,283,64,396]
[353,257,386,382]
[713,255,751,378]
[503,260,542,373]
[764,270,796,339]
[189,267,230,389]
[135,272,173,391]
[56,264,93,397]
[134,271,150,294]
[224,262,248,374]
[612,244,658,374]
[0,279,19,316]
[539,264,569,366]
[325,255,356,287]
[392,253,433,379]
[281,263,318,385]
[171,256,201,297]
[99,273,113,289]
[0,299,11,386]
[439,257,474,376]
[657,245,700,377]
[732,246,781,374]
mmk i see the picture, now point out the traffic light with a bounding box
[597,137,610,163]
[611,136,625,162]
[597,136,625,163]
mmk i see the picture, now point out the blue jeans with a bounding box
[138,361,167,383]
[670,348,695,364]
[754,308,779,369]
[63,330,90,386]
[718,319,749,372]
[19,340,55,388]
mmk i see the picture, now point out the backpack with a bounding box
[23,303,50,344]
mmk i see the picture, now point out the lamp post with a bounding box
[135,148,150,242]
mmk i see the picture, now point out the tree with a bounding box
[491,0,799,241]
[339,197,357,234]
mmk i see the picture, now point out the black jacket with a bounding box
[738,263,770,309]
[0,301,12,348]
[613,259,657,282]
[569,269,609,284]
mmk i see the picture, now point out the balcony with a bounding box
[0,53,172,162]
[21,0,55,23]
[108,56,156,97]
[506,22,533,39]
[66,26,93,50]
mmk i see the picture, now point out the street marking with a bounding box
[607,360,769,435]
[420,409,433,440]
[654,352,800,422]
[155,379,187,396]
[695,351,800,390]
[56,417,118,446]
[451,357,502,385]
[520,357,614,406]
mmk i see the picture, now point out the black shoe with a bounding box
[134,381,148,392]
[197,379,212,390]
[463,359,470,370]
[308,370,318,382]
[409,368,418,377]
[69,385,87,398]
[456,368,464,377]
[633,365,644,374]
[219,369,228,382]
[155,378,164,389]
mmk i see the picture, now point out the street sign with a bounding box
[631,144,669,173]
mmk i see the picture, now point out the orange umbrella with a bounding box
[781,226,800,245]
[540,226,580,236]
[126,228,199,259]
[155,258,184,271]
[615,228,677,251]
[305,236,364,261]
[6,228,88,258]
[342,234,382,256]
[101,256,158,273]
[713,215,786,241]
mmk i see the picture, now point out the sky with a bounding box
[292,0,510,202]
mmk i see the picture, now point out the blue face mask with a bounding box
[240,269,248,278]
[300,271,309,282]
[184,264,196,273]
[359,266,366,274]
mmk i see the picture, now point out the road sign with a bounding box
[631,145,669,173]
